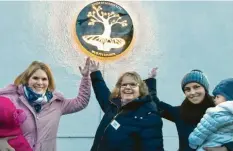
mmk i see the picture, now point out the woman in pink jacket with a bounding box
[0,57,91,151]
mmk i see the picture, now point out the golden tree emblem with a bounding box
[82,4,128,52]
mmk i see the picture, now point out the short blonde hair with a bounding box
[110,71,148,100]
[14,61,55,91]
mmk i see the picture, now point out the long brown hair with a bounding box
[14,61,55,91]
[109,72,148,100]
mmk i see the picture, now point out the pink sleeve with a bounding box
[61,75,91,115]
[14,109,27,126]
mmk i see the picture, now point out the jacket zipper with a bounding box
[97,102,123,151]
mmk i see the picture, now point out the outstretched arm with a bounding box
[144,68,177,122]
[89,60,111,113]
[61,57,91,114]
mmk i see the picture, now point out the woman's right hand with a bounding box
[0,137,15,151]
[90,60,100,73]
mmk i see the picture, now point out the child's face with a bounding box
[214,95,227,105]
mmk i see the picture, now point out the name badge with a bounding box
[111,120,120,130]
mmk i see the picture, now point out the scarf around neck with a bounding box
[23,86,53,113]
[180,94,215,125]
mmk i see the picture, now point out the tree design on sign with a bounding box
[82,4,128,52]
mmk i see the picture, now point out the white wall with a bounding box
[1,1,233,151]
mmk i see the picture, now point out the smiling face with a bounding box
[28,69,49,94]
[183,82,206,104]
[120,75,140,102]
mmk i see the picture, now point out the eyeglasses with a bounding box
[120,83,139,88]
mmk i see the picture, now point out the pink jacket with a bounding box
[0,76,91,151]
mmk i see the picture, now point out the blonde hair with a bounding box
[110,71,148,100]
[14,61,55,91]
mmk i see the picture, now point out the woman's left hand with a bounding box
[203,146,228,151]
[79,57,90,76]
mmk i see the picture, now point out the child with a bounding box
[0,96,32,151]
[188,78,233,151]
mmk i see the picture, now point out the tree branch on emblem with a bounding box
[110,16,128,27]
[83,3,128,52]
[87,5,104,25]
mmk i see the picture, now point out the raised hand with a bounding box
[79,57,90,76]
[89,59,100,73]
[148,67,158,78]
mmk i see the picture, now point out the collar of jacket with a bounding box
[110,95,151,109]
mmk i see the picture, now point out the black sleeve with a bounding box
[90,70,111,113]
[144,78,177,122]
[144,78,156,94]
